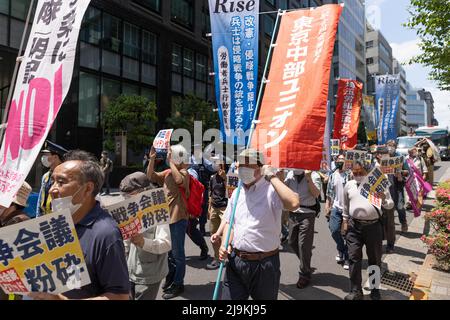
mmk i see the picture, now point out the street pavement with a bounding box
[101,161,450,300]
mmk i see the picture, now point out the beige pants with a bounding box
[209,206,226,260]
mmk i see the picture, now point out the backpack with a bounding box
[165,169,205,218]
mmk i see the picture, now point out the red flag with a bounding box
[251,5,342,170]
[333,79,363,150]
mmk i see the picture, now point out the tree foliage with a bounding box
[405,0,450,90]
[166,94,219,140]
[103,95,158,154]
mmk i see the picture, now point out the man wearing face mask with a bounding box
[36,140,68,217]
[284,168,321,289]
[28,159,130,300]
[219,149,300,300]
[342,161,394,300]
[326,154,351,269]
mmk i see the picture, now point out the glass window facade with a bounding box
[11,0,29,20]
[0,0,9,14]
[142,30,157,64]
[171,0,193,29]
[78,72,100,128]
[264,15,275,37]
[103,13,121,53]
[80,6,101,45]
[123,22,140,59]
[134,0,161,12]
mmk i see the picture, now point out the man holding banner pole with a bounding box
[219,149,300,300]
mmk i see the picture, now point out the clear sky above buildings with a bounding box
[366,0,450,129]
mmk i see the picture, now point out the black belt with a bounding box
[352,218,380,225]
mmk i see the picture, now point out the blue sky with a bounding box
[366,0,450,129]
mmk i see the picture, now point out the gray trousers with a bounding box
[288,212,316,279]
[130,281,162,300]
[346,219,383,293]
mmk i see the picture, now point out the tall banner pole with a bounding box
[0,0,36,143]
[212,9,284,301]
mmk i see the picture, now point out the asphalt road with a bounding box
[149,160,450,300]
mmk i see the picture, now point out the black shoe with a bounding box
[344,291,364,300]
[199,247,209,260]
[162,284,184,300]
[206,259,220,270]
[370,289,381,300]
[386,245,394,254]
[162,280,173,292]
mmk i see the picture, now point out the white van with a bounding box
[396,136,427,157]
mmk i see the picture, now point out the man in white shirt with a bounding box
[219,149,300,300]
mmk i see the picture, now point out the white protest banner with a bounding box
[0,209,90,294]
[0,0,91,207]
[358,167,390,209]
[344,150,367,170]
[380,155,404,175]
[153,129,173,155]
[103,188,170,240]
[331,139,340,156]
[226,173,239,199]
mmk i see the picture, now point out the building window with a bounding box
[201,6,210,36]
[279,0,288,9]
[134,0,161,12]
[123,22,139,59]
[102,13,121,53]
[141,87,156,102]
[264,15,275,37]
[9,19,24,49]
[142,30,157,65]
[80,6,101,45]
[122,56,139,81]
[172,44,182,73]
[196,53,207,81]
[266,0,276,7]
[171,0,193,29]
[78,72,100,128]
[80,42,101,70]
[366,57,374,65]
[0,15,7,45]
[366,40,373,48]
[183,48,194,77]
[122,82,140,95]
[102,50,121,76]
[11,0,30,20]
[101,78,121,111]
[0,0,9,15]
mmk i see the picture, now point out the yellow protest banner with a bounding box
[357,167,390,209]
[103,188,170,240]
[0,209,90,294]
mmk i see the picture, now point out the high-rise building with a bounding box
[417,88,435,126]
[393,58,408,136]
[406,82,427,130]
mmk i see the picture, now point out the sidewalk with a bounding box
[364,166,450,300]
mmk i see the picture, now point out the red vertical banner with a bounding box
[332,79,363,150]
[250,5,343,170]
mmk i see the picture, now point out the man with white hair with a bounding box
[146,144,190,300]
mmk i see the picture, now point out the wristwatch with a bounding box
[264,167,278,181]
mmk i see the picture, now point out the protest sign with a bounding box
[362,95,377,141]
[226,173,239,199]
[251,4,343,170]
[0,0,91,207]
[405,159,433,217]
[0,209,90,294]
[331,139,340,156]
[357,167,390,209]
[103,188,170,240]
[153,129,173,157]
[380,155,404,175]
[344,150,367,170]
[332,79,363,150]
[208,0,259,145]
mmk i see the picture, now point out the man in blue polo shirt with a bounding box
[28,159,129,300]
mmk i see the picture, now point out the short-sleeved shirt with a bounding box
[284,171,321,214]
[224,178,283,253]
[209,173,228,209]
[64,202,130,299]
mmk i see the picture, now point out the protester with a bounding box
[386,140,410,234]
[0,182,32,300]
[206,160,228,270]
[146,144,190,300]
[285,169,321,289]
[342,160,394,300]
[318,161,330,202]
[418,139,436,185]
[100,151,113,195]
[406,147,427,180]
[36,140,68,217]
[28,159,130,300]
[326,154,351,269]
[120,172,171,300]
[219,149,300,300]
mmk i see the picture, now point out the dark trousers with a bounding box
[288,212,316,279]
[382,208,395,247]
[199,188,209,233]
[167,219,188,285]
[186,218,208,251]
[102,172,110,194]
[391,186,407,225]
[346,219,383,293]
[222,251,281,300]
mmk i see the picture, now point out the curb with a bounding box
[409,254,435,300]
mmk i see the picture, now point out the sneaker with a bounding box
[162,284,184,300]
[344,291,364,300]
[199,247,209,260]
[343,260,350,270]
[370,289,381,300]
[206,260,220,270]
[401,223,408,233]
[336,254,345,264]
[296,276,310,289]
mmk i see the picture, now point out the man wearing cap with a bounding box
[36,140,68,217]
[219,149,300,300]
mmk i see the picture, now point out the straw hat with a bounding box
[12,182,32,207]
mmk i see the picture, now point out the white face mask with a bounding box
[41,155,51,168]
[52,185,85,215]
[238,167,256,185]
